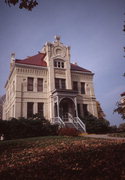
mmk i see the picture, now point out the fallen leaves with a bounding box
[0,136,125,180]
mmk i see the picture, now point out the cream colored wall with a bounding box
[71,71,98,118]
[41,37,72,120]
[3,64,98,120]
[42,37,72,91]
[3,65,49,120]
[3,37,98,121]
[3,68,16,120]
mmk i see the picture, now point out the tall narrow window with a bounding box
[27,77,33,91]
[73,81,78,91]
[54,103,58,117]
[58,62,60,68]
[38,103,44,117]
[81,82,85,94]
[37,78,43,92]
[55,78,66,89]
[55,78,60,89]
[83,104,88,117]
[61,79,66,89]
[62,62,64,68]
[77,104,81,117]
[27,102,34,118]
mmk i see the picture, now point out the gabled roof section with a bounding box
[15,53,47,67]
[15,52,91,73]
[71,63,92,73]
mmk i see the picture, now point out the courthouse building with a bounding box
[3,36,98,131]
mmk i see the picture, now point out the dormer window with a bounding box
[54,59,64,68]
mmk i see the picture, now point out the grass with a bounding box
[0,136,125,180]
[0,136,86,151]
[108,132,125,138]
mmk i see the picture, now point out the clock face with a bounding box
[53,46,66,57]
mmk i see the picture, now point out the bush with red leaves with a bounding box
[58,127,80,136]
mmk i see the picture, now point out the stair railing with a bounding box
[67,113,79,129]
[74,117,86,132]
[53,117,65,128]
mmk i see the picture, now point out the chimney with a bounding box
[11,53,15,62]
[73,62,78,65]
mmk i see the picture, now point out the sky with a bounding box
[0,0,125,126]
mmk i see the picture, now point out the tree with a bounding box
[114,101,125,120]
[4,0,38,11]
[114,16,125,118]
[123,13,125,32]
[118,123,125,132]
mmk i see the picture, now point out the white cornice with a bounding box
[71,70,94,75]
[15,63,48,70]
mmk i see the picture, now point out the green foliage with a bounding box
[58,127,80,136]
[0,117,58,140]
[4,0,38,11]
[83,114,110,134]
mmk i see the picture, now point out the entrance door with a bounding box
[62,102,68,121]
[59,98,75,121]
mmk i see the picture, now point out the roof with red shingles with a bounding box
[15,53,47,67]
[70,63,91,73]
[15,53,92,73]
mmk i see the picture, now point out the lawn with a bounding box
[0,136,125,180]
[109,132,125,138]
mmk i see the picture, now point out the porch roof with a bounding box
[52,89,78,97]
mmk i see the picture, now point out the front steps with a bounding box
[53,115,86,133]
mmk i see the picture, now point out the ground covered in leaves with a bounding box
[0,136,125,180]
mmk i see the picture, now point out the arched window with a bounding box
[54,59,65,68]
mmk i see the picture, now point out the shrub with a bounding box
[82,114,110,134]
[0,117,58,140]
[108,125,117,133]
[58,127,80,136]
[117,123,125,132]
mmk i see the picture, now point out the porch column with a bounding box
[34,78,37,92]
[57,96,60,117]
[34,102,37,114]
[74,97,78,117]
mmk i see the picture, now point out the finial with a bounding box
[54,35,61,42]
